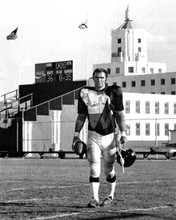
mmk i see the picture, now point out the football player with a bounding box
[72,68,127,207]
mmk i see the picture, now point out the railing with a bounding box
[0,89,19,104]
[22,85,86,154]
[0,91,33,120]
[22,85,84,113]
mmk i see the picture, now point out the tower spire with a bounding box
[125,5,130,21]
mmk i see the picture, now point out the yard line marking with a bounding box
[3,198,43,203]
[2,197,69,203]
[6,184,89,192]
[31,205,174,220]
[108,205,174,213]
[5,179,168,192]
[32,210,95,220]
[33,212,79,220]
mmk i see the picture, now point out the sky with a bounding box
[0,0,176,95]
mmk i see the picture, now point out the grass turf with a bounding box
[0,158,176,219]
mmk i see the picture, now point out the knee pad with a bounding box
[106,175,116,183]
[89,176,99,183]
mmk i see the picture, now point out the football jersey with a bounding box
[78,85,124,135]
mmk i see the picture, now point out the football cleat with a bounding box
[87,198,99,208]
[72,138,87,157]
[117,148,136,167]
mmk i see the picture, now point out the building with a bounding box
[90,7,176,149]
[123,92,176,148]
[92,7,176,95]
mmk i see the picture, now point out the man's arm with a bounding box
[72,113,87,147]
[114,110,127,145]
[74,113,87,136]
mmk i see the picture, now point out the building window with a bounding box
[174,103,176,114]
[161,92,165,94]
[116,67,120,74]
[174,124,176,130]
[117,38,121,44]
[138,38,141,43]
[136,101,140,114]
[136,123,140,136]
[117,47,121,56]
[141,80,145,87]
[145,101,150,114]
[171,91,176,95]
[164,102,169,114]
[161,78,165,85]
[155,102,160,114]
[122,81,126,88]
[138,47,141,52]
[125,100,130,113]
[128,67,134,73]
[171,78,175,84]
[150,68,154,74]
[158,69,162,73]
[151,79,155,86]
[142,67,145,73]
[131,81,136,87]
[165,123,169,136]
[112,53,118,58]
[126,124,130,136]
[145,123,150,136]
[156,123,160,136]
[107,68,111,75]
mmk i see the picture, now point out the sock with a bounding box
[108,181,116,199]
[91,182,100,202]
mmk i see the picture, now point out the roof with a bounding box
[119,19,136,29]
[117,6,137,30]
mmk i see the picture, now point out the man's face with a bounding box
[93,72,107,91]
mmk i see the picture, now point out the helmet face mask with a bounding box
[117,148,136,167]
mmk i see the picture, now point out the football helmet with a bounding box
[117,148,136,167]
[72,138,87,157]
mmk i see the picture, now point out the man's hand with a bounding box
[120,136,127,145]
[72,136,80,151]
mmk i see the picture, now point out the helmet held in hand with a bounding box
[117,148,136,167]
[72,138,87,157]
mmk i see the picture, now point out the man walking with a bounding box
[73,68,127,207]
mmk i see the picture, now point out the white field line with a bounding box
[5,179,165,192]
[108,205,174,213]
[6,184,89,192]
[32,205,173,220]
[33,212,80,220]
[3,196,69,203]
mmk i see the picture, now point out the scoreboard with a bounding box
[35,60,73,83]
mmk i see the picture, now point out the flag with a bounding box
[78,20,88,29]
[6,28,18,40]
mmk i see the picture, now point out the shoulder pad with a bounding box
[106,85,122,95]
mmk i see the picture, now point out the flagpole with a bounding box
[78,19,88,85]
[6,27,19,92]
[85,27,88,85]
[17,31,21,88]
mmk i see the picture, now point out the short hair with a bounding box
[92,68,108,78]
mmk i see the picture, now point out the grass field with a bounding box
[0,158,176,220]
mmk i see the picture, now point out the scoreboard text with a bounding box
[35,60,73,83]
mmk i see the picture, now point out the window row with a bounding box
[108,66,164,74]
[125,101,176,115]
[126,123,176,136]
[117,38,141,44]
[121,78,176,88]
